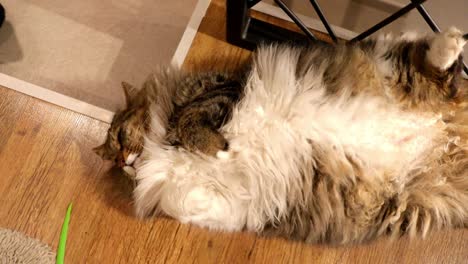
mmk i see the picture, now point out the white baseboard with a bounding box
[0,73,115,123]
[0,0,210,123]
[171,0,212,67]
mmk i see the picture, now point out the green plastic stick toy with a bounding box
[56,203,72,264]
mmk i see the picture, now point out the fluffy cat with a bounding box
[94,71,244,176]
[105,28,467,244]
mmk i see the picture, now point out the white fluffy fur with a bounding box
[134,44,447,232]
[427,27,466,70]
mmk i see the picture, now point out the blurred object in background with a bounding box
[0,3,5,27]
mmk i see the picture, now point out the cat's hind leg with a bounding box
[160,179,248,231]
[427,27,467,70]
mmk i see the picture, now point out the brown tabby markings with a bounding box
[99,29,467,244]
[94,72,244,167]
[296,37,463,109]
[167,79,243,155]
[384,40,462,106]
[93,82,148,167]
[260,32,468,243]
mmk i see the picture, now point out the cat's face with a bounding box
[94,82,147,169]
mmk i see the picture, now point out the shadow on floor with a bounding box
[0,21,23,64]
[99,165,136,217]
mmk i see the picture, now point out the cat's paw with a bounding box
[216,150,231,160]
[427,27,467,70]
[122,165,136,179]
[125,152,139,165]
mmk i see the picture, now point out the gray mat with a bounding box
[0,228,55,264]
[0,0,197,111]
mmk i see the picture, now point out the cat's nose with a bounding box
[223,141,229,151]
[116,156,126,167]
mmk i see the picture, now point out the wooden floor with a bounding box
[0,0,467,263]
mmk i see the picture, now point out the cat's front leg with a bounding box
[121,153,142,179]
[427,27,467,70]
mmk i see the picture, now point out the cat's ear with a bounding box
[121,81,138,106]
[93,144,111,160]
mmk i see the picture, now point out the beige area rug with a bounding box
[0,228,55,263]
[0,0,198,111]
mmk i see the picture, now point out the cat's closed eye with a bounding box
[117,128,125,150]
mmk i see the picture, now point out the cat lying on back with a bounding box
[94,71,244,176]
[96,28,467,244]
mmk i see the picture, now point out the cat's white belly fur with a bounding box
[134,47,446,232]
[326,107,444,170]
